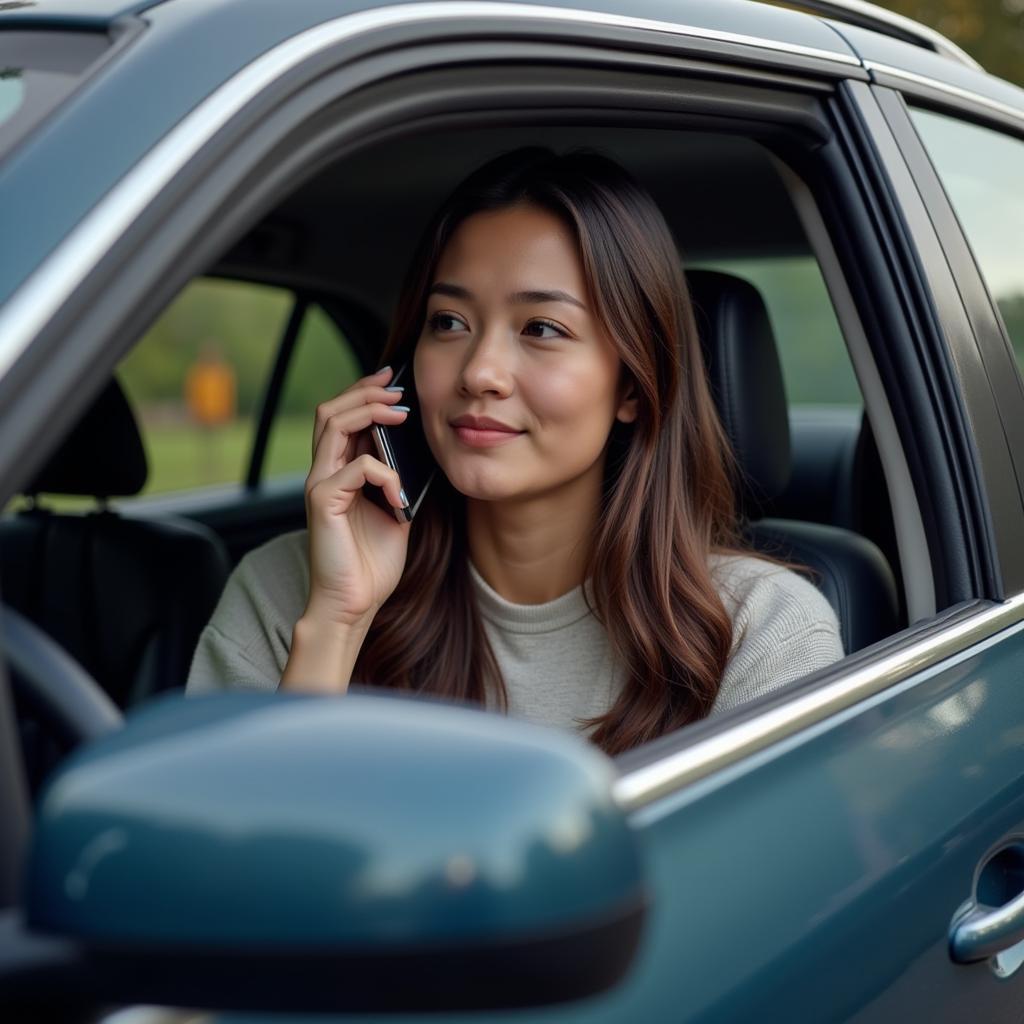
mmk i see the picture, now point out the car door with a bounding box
[3,3,1024,1022]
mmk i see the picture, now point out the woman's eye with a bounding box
[522,319,566,340]
[428,312,467,333]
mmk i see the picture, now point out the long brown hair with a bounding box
[353,146,751,755]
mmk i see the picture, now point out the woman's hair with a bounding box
[353,146,750,755]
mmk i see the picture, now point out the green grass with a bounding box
[138,414,314,495]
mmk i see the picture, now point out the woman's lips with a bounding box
[451,424,525,448]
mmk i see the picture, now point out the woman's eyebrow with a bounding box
[511,288,587,310]
[429,282,587,310]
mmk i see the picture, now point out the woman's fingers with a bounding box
[312,368,403,455]
[312,384,405,454]
[307,403,408,492]
[308,452,408,517]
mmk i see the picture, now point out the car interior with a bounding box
[1,121,916,795]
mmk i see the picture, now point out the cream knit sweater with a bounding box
[185,530,844,730]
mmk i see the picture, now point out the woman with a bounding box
[186,146,843,754]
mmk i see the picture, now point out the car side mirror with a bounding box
[16,691,647,1014]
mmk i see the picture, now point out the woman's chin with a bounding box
[444,465,523,502]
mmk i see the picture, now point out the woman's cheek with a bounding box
[528,365,611,442]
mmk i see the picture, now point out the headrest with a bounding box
[27,378,148,498]
[686,270,791,517]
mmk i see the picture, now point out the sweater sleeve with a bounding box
[185,529,311,695]
[186,622,281,694]
[710,556,845,716]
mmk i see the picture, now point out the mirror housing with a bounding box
[21,692,646,1012]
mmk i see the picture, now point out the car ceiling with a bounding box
[215,124,810,325]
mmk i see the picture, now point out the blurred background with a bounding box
[872,0,1024,85]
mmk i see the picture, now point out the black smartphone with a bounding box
[363,361,437,522]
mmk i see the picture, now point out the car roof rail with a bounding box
[764,0,983,71]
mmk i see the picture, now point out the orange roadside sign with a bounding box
[185,360,236,426]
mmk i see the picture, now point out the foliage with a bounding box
[877,0,1024,86]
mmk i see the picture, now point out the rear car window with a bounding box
[0,30,111,159]
[263,304,361,480]
[910,108,1024,376]
[116,278,289,497]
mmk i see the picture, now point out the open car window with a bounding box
[2,68,934,736]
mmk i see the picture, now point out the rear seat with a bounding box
[0,379,230,710]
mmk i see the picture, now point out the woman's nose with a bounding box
[458,329,514,398]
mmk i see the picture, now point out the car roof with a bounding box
[0,0,982,68]
[0,0,882,55]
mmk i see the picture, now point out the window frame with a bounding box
[0,11,1017,778]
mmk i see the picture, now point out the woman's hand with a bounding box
[301,365,412,630]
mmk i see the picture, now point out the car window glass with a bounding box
[116,278,290,498]
[0,31,110,157]
[688,255,861,407]
[910,109,1024,373]
[263,305,363,480]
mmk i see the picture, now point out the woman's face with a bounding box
[413,203,637,504]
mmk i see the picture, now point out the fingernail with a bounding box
[384,386,404,393]
[400,488,409,507]
[392,405,410,413]
[375,365,392,375]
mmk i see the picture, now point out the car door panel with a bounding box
[603,618,1024,1023]
[240,614,1023,1024]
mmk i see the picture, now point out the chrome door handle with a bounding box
[950,889,1024,963]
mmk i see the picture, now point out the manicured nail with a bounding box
[375,365,392,375]
[392,405,410,413]
[384,386,404,393]
[400,488,409,507]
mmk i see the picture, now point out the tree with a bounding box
[870,1,1024,85]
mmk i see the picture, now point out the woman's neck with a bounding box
[465,468,602,605]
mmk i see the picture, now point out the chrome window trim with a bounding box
[0,1,858,384]
[866,61,1024,131]
[614,591,1024,812]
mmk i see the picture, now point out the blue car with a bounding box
[2,0,1024,1020]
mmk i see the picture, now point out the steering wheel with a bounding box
[2,603,122,752]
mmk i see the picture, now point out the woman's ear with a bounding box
[615,379,639,424]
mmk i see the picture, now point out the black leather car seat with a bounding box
[686,269,900,654]
[0,379,231,709]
